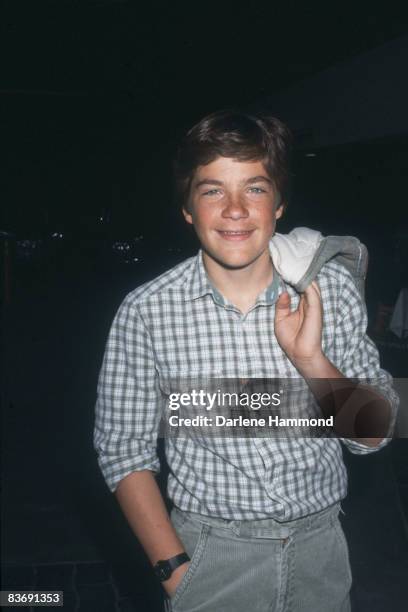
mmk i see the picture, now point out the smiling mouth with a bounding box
[217,230,254,241]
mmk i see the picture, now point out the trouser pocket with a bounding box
[169,510,286,612]
[170,512,211,610]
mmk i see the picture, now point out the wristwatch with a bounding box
[153,552,191,582]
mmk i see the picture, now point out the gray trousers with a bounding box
[167,503,352,612]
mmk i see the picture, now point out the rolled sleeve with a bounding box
[93,295,163,491]
[334,274,399,455]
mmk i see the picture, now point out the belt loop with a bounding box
[231,518,244,538]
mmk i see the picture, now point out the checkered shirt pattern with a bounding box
[94,250,399,520]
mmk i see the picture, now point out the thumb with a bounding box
[274,291,291,322]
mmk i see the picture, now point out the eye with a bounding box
[248,187,267,194]
[203,189,222,196]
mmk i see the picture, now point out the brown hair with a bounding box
[174,109,293,211]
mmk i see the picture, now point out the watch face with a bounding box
[155,561,171,581]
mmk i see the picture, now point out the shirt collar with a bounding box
[183,251,216,301]
[254,267,281,305]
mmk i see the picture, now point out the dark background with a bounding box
[1,2,408,611]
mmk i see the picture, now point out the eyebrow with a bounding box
[194,176,273,189]
[246,176,273,185]
[194,179,224,189]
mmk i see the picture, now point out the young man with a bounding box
[94,110,398,612]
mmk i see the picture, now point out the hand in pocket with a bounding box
[163,561,191,599]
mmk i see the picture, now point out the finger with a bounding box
[311,280,321,297]
[303,282,322,307]
[298,293,306,316]
[274,291,291,322]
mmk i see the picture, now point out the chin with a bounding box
[210,252,260,270]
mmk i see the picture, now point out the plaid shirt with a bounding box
[94,250,398,520]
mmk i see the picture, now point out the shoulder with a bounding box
[120,255,198,312]
[317,260,366,329]
[317,260,361,299]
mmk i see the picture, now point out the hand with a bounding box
[274,281,324,367]
[163,561,190,598]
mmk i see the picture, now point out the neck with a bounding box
[202,249,274,313]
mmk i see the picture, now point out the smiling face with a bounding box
[183,157,283,272]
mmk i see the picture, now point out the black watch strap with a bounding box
[154,552,190,582]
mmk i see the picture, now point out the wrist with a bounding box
[292,352,333,378]
[163,561,190,597]
[153,551,190,594]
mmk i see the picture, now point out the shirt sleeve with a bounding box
[332,270,399,455]
[93,294,163,491]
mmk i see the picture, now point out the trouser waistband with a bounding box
[172,502,341,539]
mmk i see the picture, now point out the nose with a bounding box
[221,195,249,219]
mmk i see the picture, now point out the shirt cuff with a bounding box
[340,436,391,454]
[98,453,161,492]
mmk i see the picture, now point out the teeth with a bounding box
[221,231,250,234]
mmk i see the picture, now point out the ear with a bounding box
[275,204,284,220]
[182,207,193,225]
